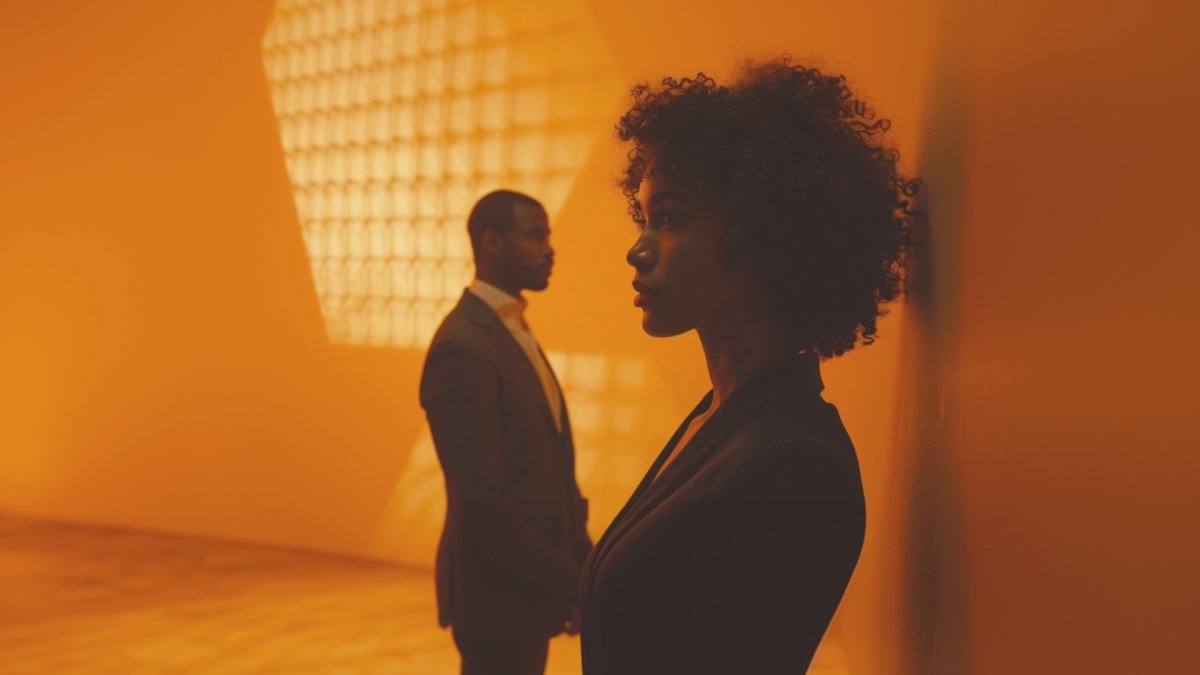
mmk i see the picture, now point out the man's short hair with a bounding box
[467,190,544,260]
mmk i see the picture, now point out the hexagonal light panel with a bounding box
[262,0,620,347]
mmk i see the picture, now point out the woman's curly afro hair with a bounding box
[617,56,921,358]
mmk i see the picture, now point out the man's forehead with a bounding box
[514,202,546,217]
[512,202,549,230]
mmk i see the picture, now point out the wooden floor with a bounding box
[0,515,584,674]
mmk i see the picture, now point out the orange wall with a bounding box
[2,0,1198,673]
[950,1,1200,672]
[0,0,429,558]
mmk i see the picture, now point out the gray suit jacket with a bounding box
[420,289,591,639]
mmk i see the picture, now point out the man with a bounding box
[420,190,591,675]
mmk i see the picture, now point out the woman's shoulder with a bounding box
[718,400,863,501]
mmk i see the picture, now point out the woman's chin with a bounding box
[640,313,690,338]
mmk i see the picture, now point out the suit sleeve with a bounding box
[560,406,594,563]
[420,339,582,603]
[683,441,866,674]
[575,495,594,563]
[567,446,593,562]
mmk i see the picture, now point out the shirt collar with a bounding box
[468,278,527,319]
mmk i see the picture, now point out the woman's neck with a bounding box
[696,304,793,410]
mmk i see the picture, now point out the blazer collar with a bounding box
[585,352,823,590]
[654,352,819,487]
[461,288,502,328]
[655,351,820,484]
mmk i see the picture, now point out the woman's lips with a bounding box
[633,280,658,307]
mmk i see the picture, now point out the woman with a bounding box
[580,58,920,673]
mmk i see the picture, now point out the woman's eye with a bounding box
[659,212,680,229]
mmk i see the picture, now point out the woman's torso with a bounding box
[580,354,866,674]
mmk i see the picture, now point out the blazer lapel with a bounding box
[537,342,569,440]
[610,400,750,542]
[585,352,825,597]
[645,355,822,507]
[582,393,716,603]
[460,290,560,434]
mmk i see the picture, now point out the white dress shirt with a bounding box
[468,279,564,432]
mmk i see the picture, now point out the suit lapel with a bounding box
[461,290,561,434]
[584,352,825,603]
[582,393,714,604]
[630,356,821,520]
[607,400,749,547]
[539,343,571,442]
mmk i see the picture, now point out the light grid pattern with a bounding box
[262,0,618,347]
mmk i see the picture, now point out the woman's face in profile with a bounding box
[626,165,741,338]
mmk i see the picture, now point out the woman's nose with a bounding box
[626,234,654,270]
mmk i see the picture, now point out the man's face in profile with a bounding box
[499,203,555,292]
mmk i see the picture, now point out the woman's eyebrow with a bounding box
[646,190,691,207]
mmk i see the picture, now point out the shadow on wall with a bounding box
[892,7,972,672]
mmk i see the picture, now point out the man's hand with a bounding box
[564,604,582,636]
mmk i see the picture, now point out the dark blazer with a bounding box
[420,289,591,640]
[580,353,866,674]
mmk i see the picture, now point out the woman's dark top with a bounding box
[580,353,866,674]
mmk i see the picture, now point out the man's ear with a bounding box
[480,229,505,258]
